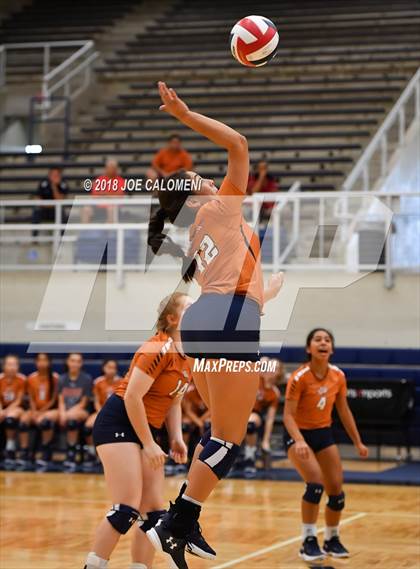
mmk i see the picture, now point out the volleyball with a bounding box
[230,15,279,67]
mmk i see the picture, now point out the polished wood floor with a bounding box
[1,471,419,569]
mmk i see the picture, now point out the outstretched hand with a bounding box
[158,81,189,120]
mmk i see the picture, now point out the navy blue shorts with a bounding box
[181,293,261,361]
[93,393,162,448]
[284,426,335,454]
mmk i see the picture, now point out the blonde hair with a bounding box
[156,292,187,332]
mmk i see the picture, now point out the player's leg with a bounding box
[4,407,23,463]
[316,444,349,558]
[243,412,262,476]
[83,413,98,468]
[84,443,143,569]
[18,410,34,464]
[36,409,58,466]
[287,442,326,562]
[64,408,89,468]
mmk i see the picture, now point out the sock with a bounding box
[179,480,188,497]
[85,551,108,569]
[167,495,201,537]
[325,525,339,540]
[6,439,16,452]
[129,564,147,569]
[85,445,95,456]
[302,524,317,540]
[182,494,202,507]
[244,445,257,462]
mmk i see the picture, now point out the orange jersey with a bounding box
[27,372,58,410]
[183,383,208,415]
[189,177,264,308]
[152,148,193,175]
[253,380,280,414]
[114,331,192,428]
[286,364,347,430]
[0,374,26,408]
[93,375,122,408]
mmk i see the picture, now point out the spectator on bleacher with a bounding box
[247,161,279,220]
[18,353,59,469]
[83,359,121,470]
[241,357,280,478]
[32,167,69,236]
[82,158,125,224]
[147,134,193,182]
[0,355,26,466]
[43,353,92,471]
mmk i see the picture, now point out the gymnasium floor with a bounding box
[1,470,419,569]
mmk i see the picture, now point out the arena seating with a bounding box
[1,0,420,198]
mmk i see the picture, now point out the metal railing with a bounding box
[0,41,99,118]
[343,67,420,192]
[1,191,418,288]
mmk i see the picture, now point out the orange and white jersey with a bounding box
[285,364,347,430]
[253,379,280,414]
[93,375,122,409]
[114,331,192,429]
[0,373,26,408]
[188,177,264,308]
[27,372,58,410]
[183,382,208,416]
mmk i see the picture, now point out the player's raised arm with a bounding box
[158,81,249,192]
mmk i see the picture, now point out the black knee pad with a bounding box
[83,425,93,437]
[106,504,140,534]
[182,422,191,434]
[199,436,241,479]
[66,419,79,431]
[39,419,53,431]
[303,482,324,505]
[138,509,166,533]
[19,422,31,432]
[247,421,257,434]
[199,427,211,447]
[4,417,18,429]
[327,492,345,511]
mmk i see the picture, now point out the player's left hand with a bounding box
[170,439,188,464]
[356,442,369,458]
[158,82,189,120]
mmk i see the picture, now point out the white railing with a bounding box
[0,41,99,118]
[343,67,420,192]
[1,191,418,288]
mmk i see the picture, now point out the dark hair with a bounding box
[2,354,19,371]
[305,328,335,360]
[65,352,83,373]
[147,171,197,282]
[168,134,181,142]
[102,359,118,374]
[35,353,55,403]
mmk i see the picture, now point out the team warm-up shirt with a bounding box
[58,372,92,410]
[0,374,26,408]
[285,364,347,430]
[152,148,193,175]
[27,371,59,410]
[188,177,264,308]
[253,379,280,414]
[183,382,208,415]
[115,331,192,429]
[93,375,121,408]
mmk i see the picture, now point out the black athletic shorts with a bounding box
[93,393,162,448]
[284,426,335,454]
[180,293,261,361]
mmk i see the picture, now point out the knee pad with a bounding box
[39,419,53,431]
[182,422,191,434]
[66,419,79,431]
[106,504,140,534]
[4,417,18,429]
[199,427,211,447]
[84,425,93,437]
[327,492,345,511]
[303,482,324,505]
[138,509,166,533]
[199,436,240,479]
[19,422,30,432]
[247,421,257,434]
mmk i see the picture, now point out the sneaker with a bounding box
[63,460,77,473]
[299,536,326,562]
[186,521,216,560]
[323,536,349,558]
[243,458,257,479]
[35,459,49,472]
[147,518,189,569]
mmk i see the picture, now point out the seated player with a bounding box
[284,328,368,562]
[42,353,92,471]
[83,359,121,469]
[0,355,26,466]
[83,293,214,569]
[242,358,280,477]
[17,353,58,469]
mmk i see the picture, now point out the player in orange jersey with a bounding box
[284,328,368,563]
[146,82,284,569]
[0,354,26,465]
[83,293,213,569]
[242,358,280,477]
[83,359,121,469]
[18,353,58,469]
